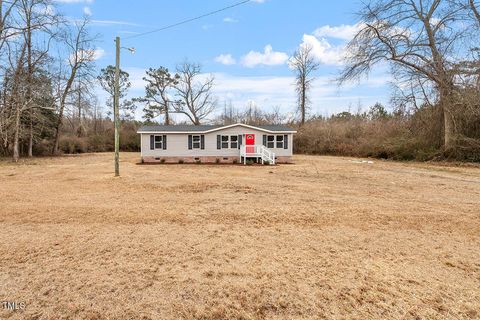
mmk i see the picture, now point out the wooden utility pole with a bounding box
[114,37,120,176]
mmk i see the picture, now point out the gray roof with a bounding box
[137,123,296,133]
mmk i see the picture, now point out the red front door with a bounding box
[245,134,255,154]
[246,134,255,145]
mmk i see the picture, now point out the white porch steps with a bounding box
[239,145,275,165]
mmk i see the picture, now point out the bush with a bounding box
[178,159,184,164]
[246,160,254,165]
[215,158,221,164]
[160,159,165,164]
[59,136,87,154]
[233,158,238,164]
[263,160,270,165]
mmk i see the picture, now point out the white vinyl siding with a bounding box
[140,125,293,157]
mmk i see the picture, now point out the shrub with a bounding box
[263,160,270,165]
[195,159,202,164]
[246,160,254,165]
[233,158,238,164]
[215,158,221,164]
[178,159,184,164]
[59,136,87,154]
[160,159,165,164]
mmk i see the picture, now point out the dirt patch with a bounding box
[0,153,479,319]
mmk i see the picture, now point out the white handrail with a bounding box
[239,144,275,165]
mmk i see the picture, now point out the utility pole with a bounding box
[114,37,120,177]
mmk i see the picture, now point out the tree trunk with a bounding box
[301,81,306,125]
[439,87,455,151]
[165,106,170,125]
[28,118,33,157]
[53,68,77,154]
[13,104,21,162]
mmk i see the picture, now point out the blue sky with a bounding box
[54,0,391,121]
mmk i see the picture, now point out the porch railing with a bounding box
[239,145,275,165]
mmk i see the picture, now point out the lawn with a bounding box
[0,153,479,319]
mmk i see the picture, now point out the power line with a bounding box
[124,0,251,40]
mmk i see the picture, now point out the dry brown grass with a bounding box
[0,153,479,319]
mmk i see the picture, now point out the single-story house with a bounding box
[137,123,297,164]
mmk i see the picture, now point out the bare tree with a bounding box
[290,44,319,125]
[52,17,95,154]
[174,62,216,125]
[339,0,479,151]
[20,0,60,156]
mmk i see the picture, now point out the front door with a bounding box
[245,134,255,154]
[246,134,255,145]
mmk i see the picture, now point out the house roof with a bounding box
[137,123,297,134]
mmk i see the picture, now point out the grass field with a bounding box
[0,153,479,319]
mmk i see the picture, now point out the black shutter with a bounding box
[238,135,242,149]
[263,135,267,147]
[217,135,221,149]
[284,134,288,149]
[163,135,167,150]
[188,135,192,150]
[150,135,154,150]
[201,135,205,150]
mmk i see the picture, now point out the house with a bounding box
[137,123,297,164]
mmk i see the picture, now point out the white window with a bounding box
[221,135,229,149]
[192,135,201,149]
[276,135,284,149]
[267,135,275,148]
[230,135,238,149]
[154,135,163,149]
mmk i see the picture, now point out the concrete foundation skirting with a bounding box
[141,156,293,164]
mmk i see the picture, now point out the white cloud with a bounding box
[223,17,238,23]
[313,23,362,40]
[251,0,265,3]
[89,19,140,27]
[69,47,104,64]
[83,6,92,16]
[210,72,390,116]
[92,48,105,60]
[111,67,390,121]
[297,34,346,66]
[215,54,236,65]
[241,45,289,68]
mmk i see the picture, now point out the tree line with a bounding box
[1,0,479,162]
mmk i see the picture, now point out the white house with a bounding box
[137,123,297,164]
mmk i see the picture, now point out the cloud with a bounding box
[210,72,390,116]
[251,0,265,3]
[69,47,104,64]
[83,6,92,16]
[111,67,390,121]
[296,34,346,66]
[313,23,362,40]
[241,45,289,68]
[223,17,238,23]
[89,19,141,27]
[215,54,236,65]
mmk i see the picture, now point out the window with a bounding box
[221,135,229,149]
[230,135,238,149]
[276,135,284,148]
[154,135,163,149]
[267,135,275,148]
[192,135,201,149]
